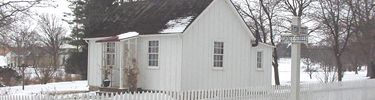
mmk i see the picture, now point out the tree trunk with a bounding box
[272,49,280,85]
[370,61,375,78]
[367,65,370,77]
[335,55,343,81]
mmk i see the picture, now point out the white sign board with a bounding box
[290,25,308,34]
[281,34,308,44]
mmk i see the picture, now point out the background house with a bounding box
[0,44,75,68]
[0,47,9,67]
[85,0,274,91]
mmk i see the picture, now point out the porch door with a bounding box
[111,43,121,87]
[103,42,120,87]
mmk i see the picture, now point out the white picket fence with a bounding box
[1,79,375,100]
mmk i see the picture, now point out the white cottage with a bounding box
[85,0,274,91]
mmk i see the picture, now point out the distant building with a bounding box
[0,44,76,68]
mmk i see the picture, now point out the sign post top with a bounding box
[292,16,301,26]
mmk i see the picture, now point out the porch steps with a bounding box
[98,87,129,93]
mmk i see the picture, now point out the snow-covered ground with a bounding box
[0,58,369,95]
[278,58,369,85]
[0,81,88,95]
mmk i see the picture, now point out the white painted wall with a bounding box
[87,40,103,87]
[137,35,182,91]
[253,43,273,86]
[180,0,272,90]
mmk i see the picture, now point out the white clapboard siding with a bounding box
[181,0,273,90]
[137,35,182,91]
[1,80,375,100]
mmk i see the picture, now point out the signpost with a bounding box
[281,16,308,100]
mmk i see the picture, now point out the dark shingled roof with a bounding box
[86,0,214,38]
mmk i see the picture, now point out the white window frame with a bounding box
[213,41,224,69]
[104,42,116,68]
[256,50,263,70]
[148,40,159,68]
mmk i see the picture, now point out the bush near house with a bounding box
[65,50,87,80]
[0,67,18,86]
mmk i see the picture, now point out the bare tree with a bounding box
[0,0,47,30]
[235,0,283,85]
[284,0,313,17]
[1,26,38,66]
[309,46,337,83]
[316,64,337,83]
[315,0,355,81]
[342,42,367,74]
[35,14,66,84]
[346,0,375,78]
[0,24,39,89]
[302,45,317,79]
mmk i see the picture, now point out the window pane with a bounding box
[214,55,223,60]
[149,47,158,53]
[149,41,159,46]
[213,42,224,67]
[214,42,223,48]
[219,49,223,54]
[149,61,158,66]
[214,61,223,67]
[214,42,224,55]
[154,61,158,66]
[257,52,262,68]
[148,41,159,67]
[148,61,152,66]
[149,54,158,59]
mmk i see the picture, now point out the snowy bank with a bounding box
[277,58,369,85]
[0,81,88,95]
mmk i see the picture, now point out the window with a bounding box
[148,41,159,67]
[104,43,116,67]
[257,51,263,69]
[214,42,224,67]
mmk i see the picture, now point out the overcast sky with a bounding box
[29,0,72,35]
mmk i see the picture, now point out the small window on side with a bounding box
[257,51,263,69]
[214,42,224,68]
[148,41,159,67]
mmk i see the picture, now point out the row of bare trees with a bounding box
[235,0,316,85]
[235,0,375,84]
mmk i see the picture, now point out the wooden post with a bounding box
[291,16,301,100]
[119,41,124,89]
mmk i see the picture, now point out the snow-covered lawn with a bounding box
[277,58,369,85]
[0,58,370,96]
[0,81,88,95]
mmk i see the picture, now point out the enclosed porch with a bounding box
[96,32,139,90]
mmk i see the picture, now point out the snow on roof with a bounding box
[159,16,194,33]
[117,31,139,40]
